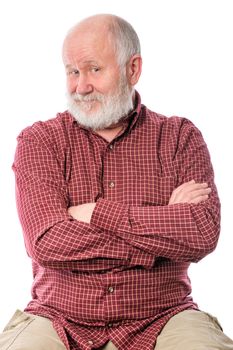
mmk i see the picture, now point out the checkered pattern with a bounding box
[12,92,220,350]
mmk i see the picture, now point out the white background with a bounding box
[0,0,232,339]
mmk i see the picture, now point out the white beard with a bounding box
[66,74,134,130]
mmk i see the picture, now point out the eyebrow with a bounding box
[65,61,99,69]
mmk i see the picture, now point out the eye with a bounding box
[67,69,79,76]
[91,67,101,73]
[72,69,80,75]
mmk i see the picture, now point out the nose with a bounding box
[75,74,93,95]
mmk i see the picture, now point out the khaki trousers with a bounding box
[0,309,232,349]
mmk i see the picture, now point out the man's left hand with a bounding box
[68,203,96,224]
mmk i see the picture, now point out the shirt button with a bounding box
[108,181,115,188]
[109,144,114,150]
[108,286,114,293]
[108,323,113,327]
[88,340,94,345]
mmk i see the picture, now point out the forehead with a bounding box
[63,27,116,65]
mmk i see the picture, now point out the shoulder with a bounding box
[139,106,206,162]
[141,105,202,139]
[143,105,195,128]
[17,111,75,148]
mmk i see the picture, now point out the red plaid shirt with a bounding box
[13,92,220,350]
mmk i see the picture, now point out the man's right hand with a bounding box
[68,203,96,224]
[168,180,212,205]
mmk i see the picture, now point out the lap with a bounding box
[0,309,232,350]
[155,309,233,350]
[0,310,117,350]
[0,310,66,350]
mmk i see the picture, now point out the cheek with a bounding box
[95,69,119,93]
[66,78,77,94]
[97,78,118,95]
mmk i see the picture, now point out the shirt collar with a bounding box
[124,90,142,133]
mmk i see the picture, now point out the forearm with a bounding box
[17,185,154,271]
[91,195,220,263]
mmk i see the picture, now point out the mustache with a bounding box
[70,92,105,102]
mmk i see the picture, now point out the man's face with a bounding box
[62,27,134,130]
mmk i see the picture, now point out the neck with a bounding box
[94,91,137,142]
[95,124,124,142]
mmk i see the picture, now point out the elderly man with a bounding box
[1,13,232,350]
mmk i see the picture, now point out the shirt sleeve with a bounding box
[13,126,154,271]
[91,119,221,263]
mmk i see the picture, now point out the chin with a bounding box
[80,103,101,114]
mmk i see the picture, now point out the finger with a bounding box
[189,194,210,204]
[178,182,208,192]
[182,186,211,201]
[173,182,202,195]
[182,186,211,200]
[175,180,196,191]
[184,189,211,203]
[171,182,208,197]
[191,182,209,190]
[169,184,211,204]
[191,187,212,199]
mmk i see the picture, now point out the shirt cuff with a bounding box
[91,198,127,232]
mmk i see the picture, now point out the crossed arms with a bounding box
[68,180,211,223]
[13,120,220,271]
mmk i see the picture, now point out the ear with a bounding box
[127,54,142,86]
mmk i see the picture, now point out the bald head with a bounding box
[63,14,141,66]
[67,14,114,34]
[65,14,112,41]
